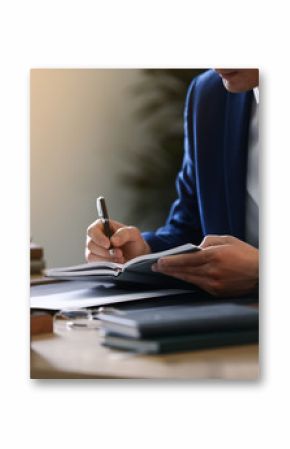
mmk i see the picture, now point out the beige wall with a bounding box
[31,69,150,268]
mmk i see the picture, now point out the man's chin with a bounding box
[222,79,246,93]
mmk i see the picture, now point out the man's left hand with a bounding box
[152,235,259,297]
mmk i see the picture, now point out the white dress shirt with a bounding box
[245,87,259,248]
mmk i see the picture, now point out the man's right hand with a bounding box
[85,219,151,264]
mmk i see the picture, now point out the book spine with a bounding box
[138,316,258,337]
[30,259,46,274]
[30,247,44,260]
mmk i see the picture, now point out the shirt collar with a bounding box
[253,87,259,104]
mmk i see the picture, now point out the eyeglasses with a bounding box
[53,308,100,333]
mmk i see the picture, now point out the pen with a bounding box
[96,196,113,245]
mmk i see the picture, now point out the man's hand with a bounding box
[86,219,151,263]
[152,235,259,297]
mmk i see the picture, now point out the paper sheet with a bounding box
[30,285,191,310]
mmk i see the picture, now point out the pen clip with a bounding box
[96,196,107,219]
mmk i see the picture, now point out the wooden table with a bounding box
[31,328,258,379]
[30,281,259,379]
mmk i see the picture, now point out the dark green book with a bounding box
[98,303,258,338]
[102,329,259,354]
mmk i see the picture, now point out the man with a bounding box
[86,69,259,297]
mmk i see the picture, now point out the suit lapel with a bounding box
[223,91,253,240]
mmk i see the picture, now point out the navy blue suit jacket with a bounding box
[143,69,253,252]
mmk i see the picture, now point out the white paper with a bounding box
[30,287,191,310]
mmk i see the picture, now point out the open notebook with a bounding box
[45,243,200,288]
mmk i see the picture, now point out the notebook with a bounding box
[45,243,199,287]
[101,329,259,354]
[98,303,259,338]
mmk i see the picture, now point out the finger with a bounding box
[87,220,111,248]
[153,266,207,287]
[86,252,125,264]
[108,219,127,231]
[111,226,142,247]
[87,219,126,248]
[199,234,236,249]
[87,238,123,259]
[156,250,209,269]
[152,263,209,277]
[86,252,106,263]
[152,265,219,295]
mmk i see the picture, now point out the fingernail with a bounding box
[152,263,158,272]
[109,249,115,256]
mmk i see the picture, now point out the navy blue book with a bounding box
[98,303,258,338]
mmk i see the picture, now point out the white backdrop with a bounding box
[1,1,289,448]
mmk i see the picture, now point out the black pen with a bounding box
[96,196,113,245]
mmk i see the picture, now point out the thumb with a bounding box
[199,234,235,249]
[111,226,143,247]
[106,219,127,233]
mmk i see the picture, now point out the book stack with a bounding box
[98,303,259,354]
[30,241,46,275]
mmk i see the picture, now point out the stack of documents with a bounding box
[30,281,193,310]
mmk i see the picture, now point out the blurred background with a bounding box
[30,69,205,268]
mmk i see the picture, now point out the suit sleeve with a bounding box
[142,79,203,252]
